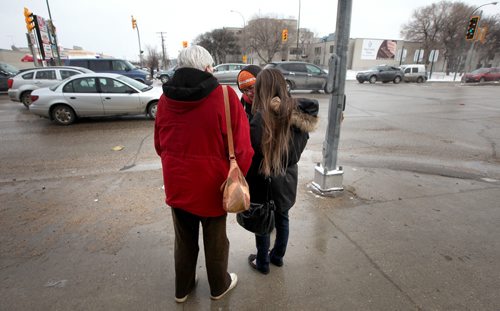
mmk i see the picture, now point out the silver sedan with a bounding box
[29,73,162,125]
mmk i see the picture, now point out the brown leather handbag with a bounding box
[220,85,251,213]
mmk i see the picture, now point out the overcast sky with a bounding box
[1,0,499,62]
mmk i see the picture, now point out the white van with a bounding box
[400,64,427,83]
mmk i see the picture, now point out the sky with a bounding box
[1,0,500,62]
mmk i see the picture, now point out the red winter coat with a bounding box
[154,68,253,217]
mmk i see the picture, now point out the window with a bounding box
[70,60,88,68]
[112,60,128,71]
[281,63,306,73]
[89,60,111,72]
[217,65,228,71]
[412,68,418,73]
[35,70,56,80]
[22,72,34,79]
[63,81,75,93]
[60,70,81,80]
[98,78,134,93]
[329,45,334,53]
[405,68,411,74]
[70,78,97,93]
[314,47,321,55]
[306,64,322,75]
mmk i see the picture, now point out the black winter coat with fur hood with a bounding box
[246,98,319,212]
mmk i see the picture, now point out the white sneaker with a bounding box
[175,275,198,303]
[210,273,238,300]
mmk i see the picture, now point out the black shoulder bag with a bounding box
[236,177,275,235]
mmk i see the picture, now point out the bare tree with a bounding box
[401,1,449,63]
[246,17,288,63]
[194,29,239,64]
[145,45,160,76]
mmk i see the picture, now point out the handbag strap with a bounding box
[222,85,236,160]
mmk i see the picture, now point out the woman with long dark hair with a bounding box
[246,68,319,274]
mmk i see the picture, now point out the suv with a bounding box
[64,58,152,85]
[0,62,19,92]
[264,61,328,92]
[356,65,404,84]
[213,63,247,83]
[8,66,93,107]
[400,64,427,83]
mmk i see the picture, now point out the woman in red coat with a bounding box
[154,45,253,303]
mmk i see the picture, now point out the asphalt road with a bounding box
[1,81,499,310]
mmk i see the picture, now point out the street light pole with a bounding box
[453,1,497,81]
[312,0,352,195]
[230,10,246,63]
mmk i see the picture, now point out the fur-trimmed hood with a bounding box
[292,97,319,133]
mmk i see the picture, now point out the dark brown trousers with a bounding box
[171,207,231,297]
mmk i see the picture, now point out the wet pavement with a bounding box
[1,82,500,310]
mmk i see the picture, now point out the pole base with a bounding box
[311,164,344,196]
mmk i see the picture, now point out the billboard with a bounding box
[361,39,398,60]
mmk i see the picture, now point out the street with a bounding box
[1,81,500,310]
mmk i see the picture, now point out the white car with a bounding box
[8,66,93,107]
[29,73,162,125]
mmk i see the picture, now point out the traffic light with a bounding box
[131,16,137,29]
[24,7,35,32]
[282,29,288,42]
[465,16,480,41]
[182,41,188,48]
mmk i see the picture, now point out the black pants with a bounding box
[171,207,231,297]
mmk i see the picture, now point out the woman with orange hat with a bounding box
[236,65,261,121]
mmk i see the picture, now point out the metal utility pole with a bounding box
[157,32,167,69]
[312,0,352,195]
[45,0,61,65]
[230,10,246,63]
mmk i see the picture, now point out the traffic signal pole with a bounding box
[311,0,352,195]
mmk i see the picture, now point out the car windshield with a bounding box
[0,63,19,74]
[122,60,136,71]
[369,66,384,71]
[471,68,489,74]
[117,75,150,91]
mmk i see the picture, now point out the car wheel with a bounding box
[147,101,158,119]
[417,76,424,83]
[286,80,293,92]
[21,91,33,108]
[393,76,401,84]
[51,104,76,125]
[479,77,485,83]
[160,75,170,84]
[369,76,377,84]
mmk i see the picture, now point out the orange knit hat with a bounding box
[237,71,257,90]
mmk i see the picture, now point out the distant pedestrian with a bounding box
[236,65,261,121]
[245,68,319,274]
[154,45,254,302]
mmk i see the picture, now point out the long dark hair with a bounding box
[252,68,295,176]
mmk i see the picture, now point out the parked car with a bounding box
[64,58,153,85]
[212,63,247,83]
[463,67,500,83]
[0,63,20,92]
[8,66,93,107]
[356,65,404,84]
[156,66,177,84]
[29,73,162,125]
[400,64,427,83]
[264,61,328,92]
